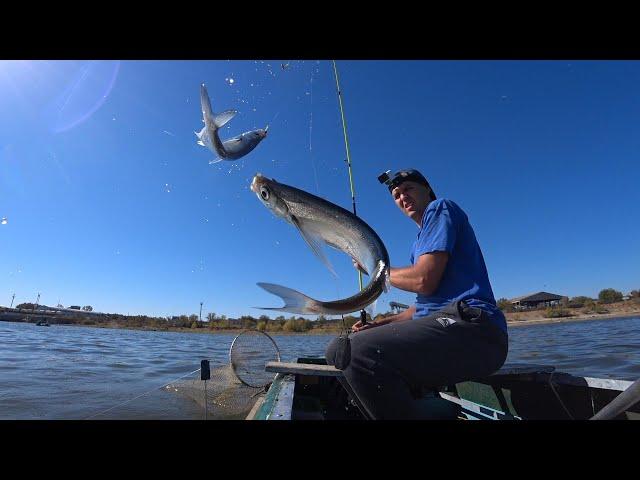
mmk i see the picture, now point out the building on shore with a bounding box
[509,292,567,310]
[389,301,410,313]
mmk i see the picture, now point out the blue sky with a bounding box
[0,60,638,318]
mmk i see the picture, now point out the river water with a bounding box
[1,316,639,419]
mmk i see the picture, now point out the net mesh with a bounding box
[164,363,266,419]
[163,331,280,419]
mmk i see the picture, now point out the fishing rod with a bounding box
[332,60,367,327]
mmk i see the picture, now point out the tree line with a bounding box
[11,288,637,330]
[8,307,393,333]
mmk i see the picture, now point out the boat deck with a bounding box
[248,358,640,420]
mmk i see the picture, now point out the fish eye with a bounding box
[260,187,270,201]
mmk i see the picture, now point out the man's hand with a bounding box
[351,308,415,333]
[351,319,381,333]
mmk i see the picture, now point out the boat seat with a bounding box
[266,362,556,381]
[265,362,344,377]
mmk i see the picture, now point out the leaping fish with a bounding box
[196,84,268,164]
[250,173,390,315]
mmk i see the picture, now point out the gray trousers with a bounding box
[325,301,508,419]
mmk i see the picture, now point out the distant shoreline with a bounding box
[506,310,640,327]
[1,321,340,336]
[4,307,640,334]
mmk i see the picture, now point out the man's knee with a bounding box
[325,335,352,370]
[324,337,338,365]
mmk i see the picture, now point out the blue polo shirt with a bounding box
[410,199,507,334]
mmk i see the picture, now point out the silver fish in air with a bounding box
[250,173,390,315]
[196,84,267,164]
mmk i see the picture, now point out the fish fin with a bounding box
[200,84,214,120]
[195,126,207,139]
[290,215,337,277]
[213,110,237,129]
[255,282,317,315]
[197,140,205,147]
[199,84,237,128]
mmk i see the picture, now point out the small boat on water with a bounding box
[36,319,50,326]
[246,358,640,420]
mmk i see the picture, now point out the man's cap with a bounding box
[385,169,436,200]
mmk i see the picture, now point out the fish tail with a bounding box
[200,83,237,129]
[255,282,318,315]
[200,83,215,121]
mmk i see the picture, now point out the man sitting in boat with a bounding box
[325,169,508,419]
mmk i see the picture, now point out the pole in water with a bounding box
[332,59,366,325]
[201,359,210,420]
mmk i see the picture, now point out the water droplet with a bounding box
[115,250,120,255]
[203,218,209,223]
[164,184,171,193]
[225,77,235,85]
[1,217,7,225]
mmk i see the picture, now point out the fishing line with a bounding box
[332,60,363,294]
[547,371,574,419]
[265,110,281,132]
[332,60,369,328]
[84,367,202,419]
[309,71,320,193]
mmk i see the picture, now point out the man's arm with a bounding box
[390,251,449,296]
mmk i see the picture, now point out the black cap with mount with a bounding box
[378,169,436,200]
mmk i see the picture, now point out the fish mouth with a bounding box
[251,173,264,193]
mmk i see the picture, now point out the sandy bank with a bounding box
[506,310,640,327]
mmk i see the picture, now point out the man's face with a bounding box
[392,181,431,222]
